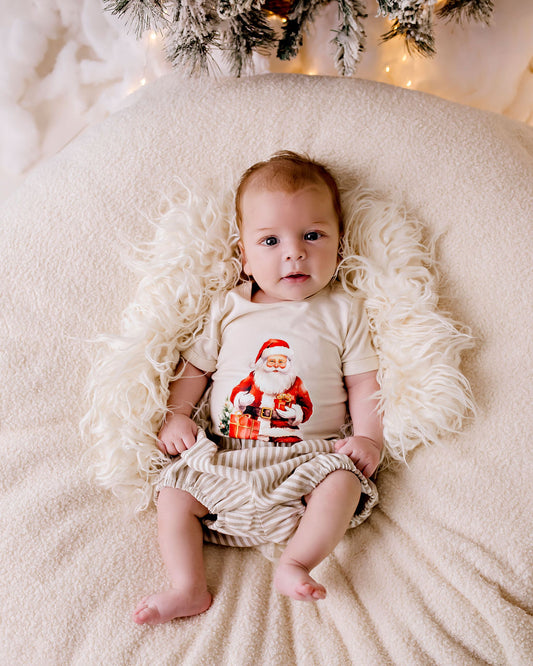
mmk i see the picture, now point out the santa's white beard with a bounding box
[254,366,296,395]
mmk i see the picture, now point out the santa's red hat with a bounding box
[255,339,293,363]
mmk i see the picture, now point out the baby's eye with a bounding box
[304,231,323,241]
[261,236,279,247]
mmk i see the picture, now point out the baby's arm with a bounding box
[334,370,383,478]
[157,359,211,456]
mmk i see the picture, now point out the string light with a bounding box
[125,30,169,97]
[130,14,421,100]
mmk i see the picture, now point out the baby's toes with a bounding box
[297,581,326,601]
[133,599,159,625]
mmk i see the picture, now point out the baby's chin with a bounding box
[251,275,333,303]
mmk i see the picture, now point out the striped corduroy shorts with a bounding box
[157,429,378,547]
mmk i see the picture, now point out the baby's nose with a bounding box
[285,240,306,260]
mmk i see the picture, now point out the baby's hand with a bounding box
[334,435,381,478]
[157,413,198,456]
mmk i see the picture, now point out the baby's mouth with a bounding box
[283,273,309,283]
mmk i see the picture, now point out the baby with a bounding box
[133,151,383,625]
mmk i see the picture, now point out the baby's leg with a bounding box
[274,470,361,601]
[133,487,212,625]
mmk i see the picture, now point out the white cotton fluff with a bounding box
[82,181,475,511]
[8,18,48,67]
[0,102,39,173]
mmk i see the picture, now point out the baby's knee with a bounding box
[304,469,361,504]
[158,486,208,517]
[330,469,362,498]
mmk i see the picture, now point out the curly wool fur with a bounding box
[82,180,474,511]
[340,188,475,462]
[81,183,242,511]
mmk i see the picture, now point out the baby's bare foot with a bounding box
[133,588,212,625]
[274,561,327,601]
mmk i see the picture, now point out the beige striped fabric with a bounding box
[157,430,378,547]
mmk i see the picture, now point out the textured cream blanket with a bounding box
[1,73,532,664]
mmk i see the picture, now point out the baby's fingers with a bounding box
[157,437,191,456]
[334,440,353,456]
[334,438,346,452]
[156,437,179,456]
[354,451,380,478]
[180,430,197,450]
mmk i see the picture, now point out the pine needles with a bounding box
[105,0,495,77]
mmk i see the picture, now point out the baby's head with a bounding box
[236,151,343,304]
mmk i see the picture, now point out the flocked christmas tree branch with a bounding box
[105,0,494,76]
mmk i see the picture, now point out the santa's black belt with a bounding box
[244,406,273,419]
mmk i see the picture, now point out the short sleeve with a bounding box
[342,295,379,376]
[181,296,224,373]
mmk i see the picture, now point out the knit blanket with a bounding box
[1,73,531,664]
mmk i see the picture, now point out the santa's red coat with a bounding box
[230,373,313,442]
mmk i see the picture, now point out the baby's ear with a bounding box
[238,240,251,276]
[337,231,344,263]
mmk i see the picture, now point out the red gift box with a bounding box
[274,393,294,411]
[229,412,261,440]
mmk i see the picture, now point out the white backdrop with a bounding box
[2,0,532,200]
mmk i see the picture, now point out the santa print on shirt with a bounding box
[220,338,313,444]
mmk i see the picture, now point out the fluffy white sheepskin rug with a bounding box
[82,182,474,512]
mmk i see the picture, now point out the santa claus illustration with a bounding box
[228,339,313,443]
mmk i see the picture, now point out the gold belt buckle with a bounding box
[260,407,273,419]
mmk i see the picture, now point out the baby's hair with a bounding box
[235,151,343,233]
